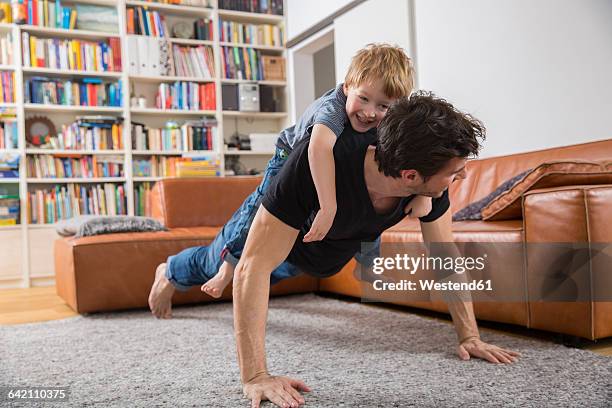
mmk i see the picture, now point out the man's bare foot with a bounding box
[201,261,235,298]
[148,263,175,319]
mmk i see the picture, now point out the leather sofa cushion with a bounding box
[62,226,221,247]
[449,138,612,211]
[383,217,523,243]
[481,160,612,220]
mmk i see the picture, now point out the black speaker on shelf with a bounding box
[259,85,279,112]
[222,84,239,111]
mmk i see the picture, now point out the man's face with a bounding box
[343,80,395,133]
[408,157,468,198]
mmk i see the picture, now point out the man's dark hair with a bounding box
[375,91,485,179]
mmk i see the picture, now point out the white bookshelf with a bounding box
[0,0,288,288]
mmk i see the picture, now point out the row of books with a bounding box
[26,154,124,179]
[175,155,220,177]
[0,121,18,150]
[133,154,220,178]
[22,34,122,72]
[185,120,217,150]
[172,45,215,79]
[131,121,184,151]
[131,119,218,151]
[133,156,180,177]
[0,72,15,103]
[219,20,283,47]
[156,81,216,111]
[127,6,213,41]
[134,181,153,217]
[126,7,169,38]
[0,33,14,66]
[144,0,212,6]
[28,183,127,224]
[219,0,283,15]
[221,46,266,80]
[126,37,214,78]
[42,118,124,151]
[25,77,123,107]
[12,0,77,29]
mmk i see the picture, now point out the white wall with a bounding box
[333,0,413,83]
[414,0,612,157]
[286,0,354,41]
[313,45,336,98]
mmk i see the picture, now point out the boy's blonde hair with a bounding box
[344,43,414,99]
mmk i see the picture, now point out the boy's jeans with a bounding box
[166,148,299,290]
[165,147,381,290]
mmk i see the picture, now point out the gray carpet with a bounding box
[1,294,610,407]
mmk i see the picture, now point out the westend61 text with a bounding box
[372,279,493,292]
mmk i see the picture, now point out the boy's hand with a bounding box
[303,207,336,242]
[404,196,433,218]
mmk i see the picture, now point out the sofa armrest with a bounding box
[150,176,262,228]
[522,184,612,339]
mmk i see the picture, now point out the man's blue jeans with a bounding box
[165,148,300,290]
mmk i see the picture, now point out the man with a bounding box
[231,92,520,408]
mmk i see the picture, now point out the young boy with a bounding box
[200,44,431,298]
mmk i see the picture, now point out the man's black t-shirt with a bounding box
[261,129,450,278]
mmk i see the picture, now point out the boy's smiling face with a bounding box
[343,79,395,133]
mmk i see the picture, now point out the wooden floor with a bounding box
[1,286,611,357]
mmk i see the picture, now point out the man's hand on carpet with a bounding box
[303,207,336,242]
[457,337,521,364]
[244,374,311,408]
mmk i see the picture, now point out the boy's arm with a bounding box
[303,123,338,242]
[404,195,433,218]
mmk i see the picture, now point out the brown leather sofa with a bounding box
[54,139,612,340]
[54,177,319,314]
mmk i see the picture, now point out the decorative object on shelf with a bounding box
[0,3,11,23]
[10,0,27,24]
[158,39,175,76]
[25,116,56,148]
[172,21,193,39]
[0,152,19,179]
[238,83,260,111]
[249,133,278,152]
[261,55,285,80]
[0,193,19,225]
[75,4,119,33]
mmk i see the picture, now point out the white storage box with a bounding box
[249,133,279,152]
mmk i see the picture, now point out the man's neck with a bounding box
[363,148,412,213]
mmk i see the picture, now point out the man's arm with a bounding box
[233,206,310,407]
[420,208,520,364]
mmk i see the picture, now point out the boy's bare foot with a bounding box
[201,261,235,298]
[148,263,175,319]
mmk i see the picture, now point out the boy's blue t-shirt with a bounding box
[277,83,347,152]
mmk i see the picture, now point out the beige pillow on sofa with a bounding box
[481,160,612,221]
